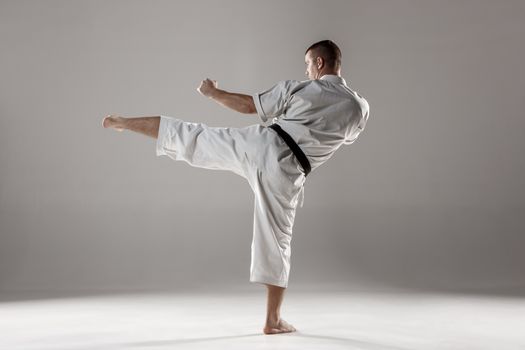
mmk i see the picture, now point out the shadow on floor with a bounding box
[123,333,261,347]
[119,332,407,350]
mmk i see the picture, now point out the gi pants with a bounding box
[156,116,306,288]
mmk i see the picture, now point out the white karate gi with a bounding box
[156,74,369,288]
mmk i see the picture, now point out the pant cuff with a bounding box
[156,115,170,157]
[250,274,288,288]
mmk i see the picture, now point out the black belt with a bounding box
[268,123,311,176]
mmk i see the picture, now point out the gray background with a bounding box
[1,0,524,296]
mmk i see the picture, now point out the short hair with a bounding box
[305,40,342,70]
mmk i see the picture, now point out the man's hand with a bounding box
[197,78,218,98]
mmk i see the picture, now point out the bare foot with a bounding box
[102,115,124,132]
[263,318,297,335]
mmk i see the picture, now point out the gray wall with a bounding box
[1,0,524,294]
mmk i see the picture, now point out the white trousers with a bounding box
[155,116,306,288]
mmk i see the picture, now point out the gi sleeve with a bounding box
[252,80,296,123]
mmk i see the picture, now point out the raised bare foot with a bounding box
[102,115,124,132]
[263,318,297,335]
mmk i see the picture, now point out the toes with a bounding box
[280,320,296,333]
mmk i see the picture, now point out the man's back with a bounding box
[253,74,370,172]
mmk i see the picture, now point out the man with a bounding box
[102,40,369,334]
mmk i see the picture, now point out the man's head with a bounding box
[304,40,342,80]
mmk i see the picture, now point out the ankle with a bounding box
[266,313,280,324]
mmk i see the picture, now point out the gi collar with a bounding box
[320,74,347,86]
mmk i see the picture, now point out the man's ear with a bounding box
[316,57,324,69]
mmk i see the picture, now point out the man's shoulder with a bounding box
[275,79,309,88]
[273,79,312,96]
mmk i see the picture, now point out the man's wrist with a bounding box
[208,88,223,99]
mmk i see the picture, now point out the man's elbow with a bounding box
[241,100,257,114]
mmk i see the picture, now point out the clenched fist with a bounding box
[197,78,218,97]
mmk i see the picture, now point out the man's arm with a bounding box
[197,78,256,114]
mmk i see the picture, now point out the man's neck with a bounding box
[318,71,340,79]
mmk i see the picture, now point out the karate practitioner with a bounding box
[102,40,369,334]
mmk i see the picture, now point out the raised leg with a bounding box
[263,283,297,334]
[102,115,160,139]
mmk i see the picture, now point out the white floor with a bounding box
[1,289,524,350]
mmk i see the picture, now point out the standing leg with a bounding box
[247,168,302,334]
[102,115,160,139]
[263,283,296,334]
